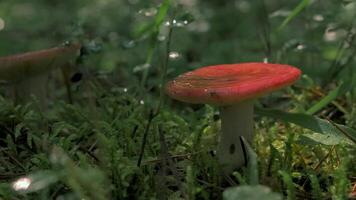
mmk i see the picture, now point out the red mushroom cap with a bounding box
[0,44,81,83]
[166,62,301,106]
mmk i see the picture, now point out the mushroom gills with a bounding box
[218,101,254,172]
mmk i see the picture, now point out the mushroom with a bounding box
[0,44,81,104]
[166,62,301,172]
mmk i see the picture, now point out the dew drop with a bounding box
[164,21,171,26]
[133,63,151,73]
[169,51,180,60]
[12,177,31,191]
[122,40,136,49]
[313,14,324,22]
[138,8,157,17]
[296,44,305,51]
[157,35,166,41]
[172,19,189,27]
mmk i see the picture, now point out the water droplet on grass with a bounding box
[157,35,166,41]
[122,40,136,49]
[138,8,157,17]
[296,44,305,51]
[169,51,180,60]
[313,14,324,22]
[12,177,31,191]
[133,63,151,73]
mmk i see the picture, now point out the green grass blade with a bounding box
[134,0,171,38]
[277,0,311,31]
[240,136,258,185]
[278,170,296,200]
[255,108,356,144]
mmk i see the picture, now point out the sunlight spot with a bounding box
[0,18,5,31]
[12,177,31,191]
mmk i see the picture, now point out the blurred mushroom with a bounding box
[166,62,301,172]
[0,44,81,105]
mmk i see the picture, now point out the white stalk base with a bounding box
[217,101,254,172]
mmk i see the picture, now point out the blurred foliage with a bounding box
[0,0,356,199]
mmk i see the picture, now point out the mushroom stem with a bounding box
[218,100,254,172]
[13,75,48,107]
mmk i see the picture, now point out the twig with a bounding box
[196,178,225,191]
[137,110,155,167]
[0,147,26,171]
[156,16,174,114]
[313,145,335,171]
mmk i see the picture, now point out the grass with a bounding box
[0,0,356,199]
[0,74,354,199]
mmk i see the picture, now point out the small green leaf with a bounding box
[256,108,356,145]
[14,123,25,139]
[279,171,296,200]
[299,132,342,145]
[223,185,282,200]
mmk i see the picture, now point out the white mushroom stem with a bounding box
[12,75,48,106]
[217,100,254,172]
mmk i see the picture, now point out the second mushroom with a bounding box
[166,62,301,172]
